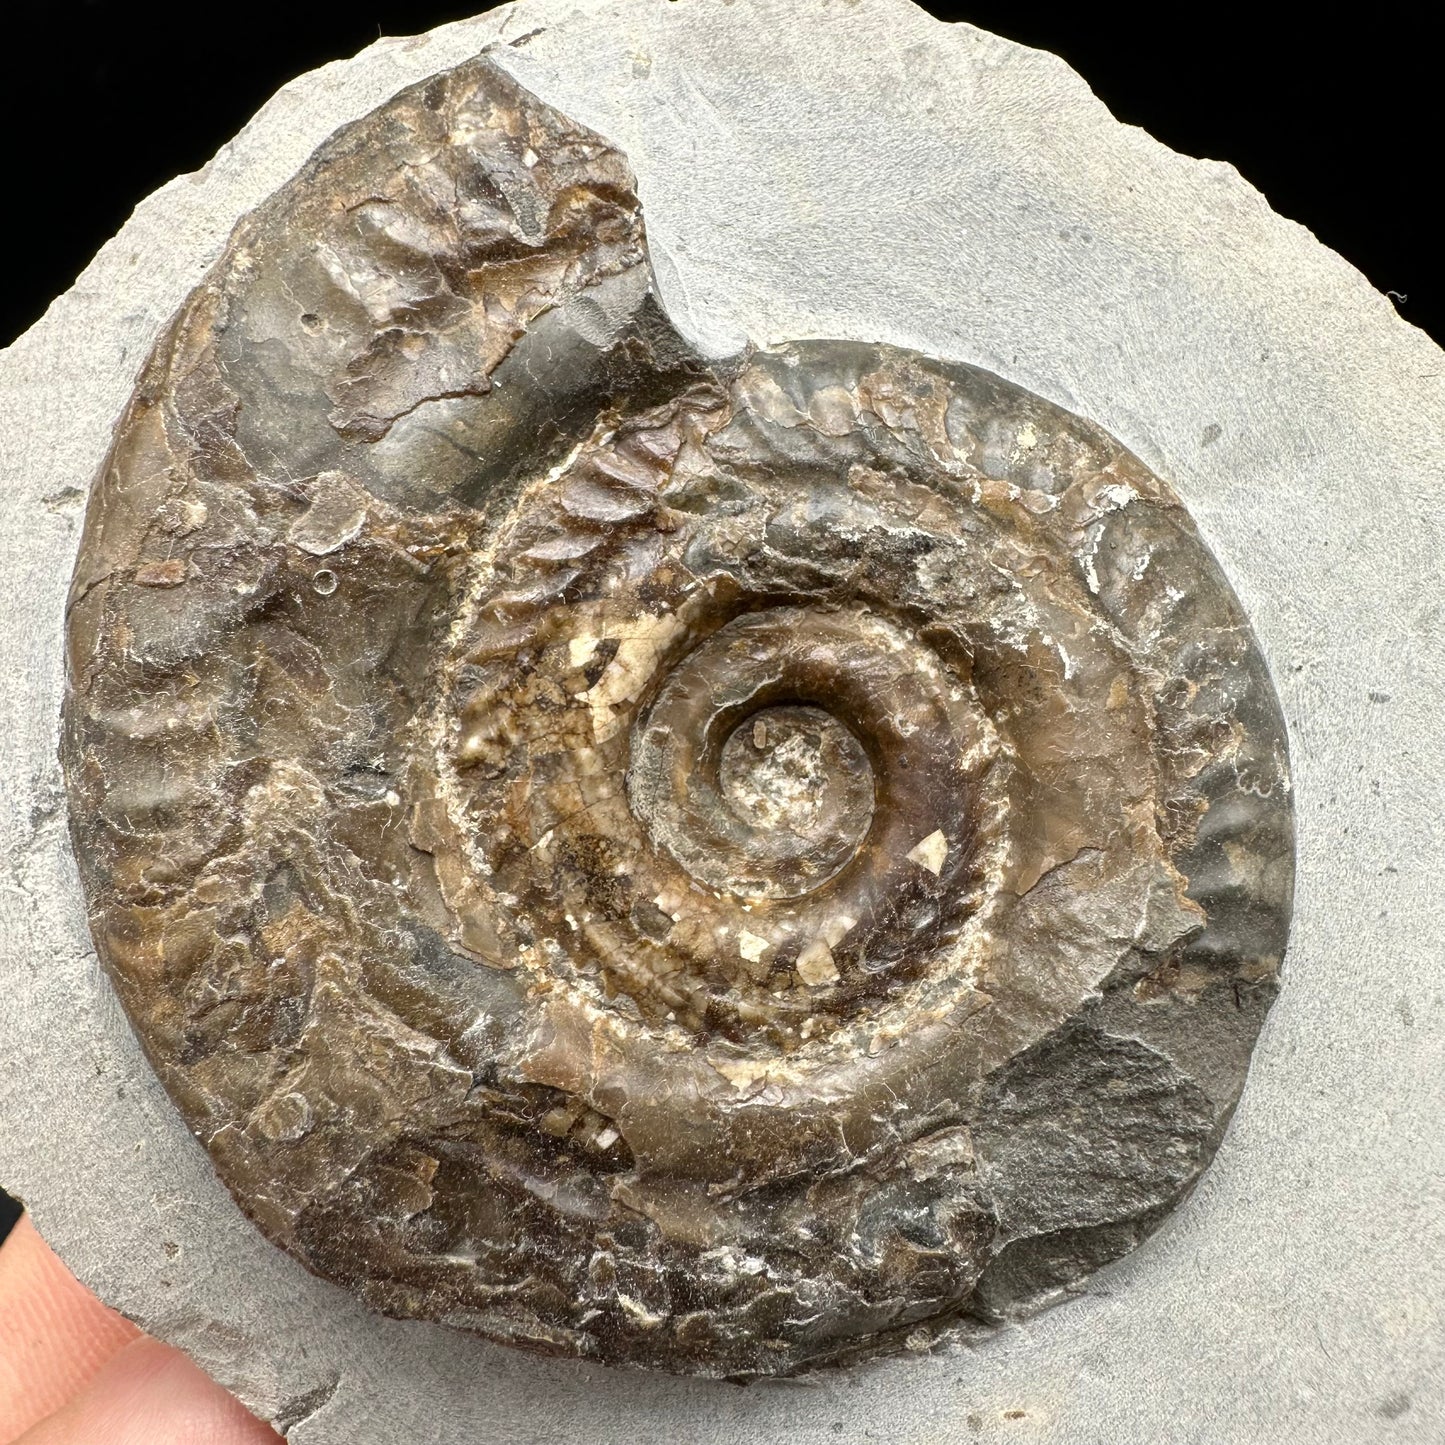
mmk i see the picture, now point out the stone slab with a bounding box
[2,0,1442,1439]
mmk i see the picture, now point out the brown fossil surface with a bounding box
[60,55,1294,1378]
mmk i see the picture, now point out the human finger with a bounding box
[12,1336,280,1445]
[0,1215,139,1442]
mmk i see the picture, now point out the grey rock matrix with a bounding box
[2,0,1441,1440]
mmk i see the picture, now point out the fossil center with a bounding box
[717,704,872,852]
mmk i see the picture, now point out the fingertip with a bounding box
[120,1338,285,1444]
[0,1215,140,1441]
[14,1336,283,1445]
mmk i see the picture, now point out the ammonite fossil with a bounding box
[60,56,1294,1378]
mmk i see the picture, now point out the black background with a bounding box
[0,2,1434,1241]
[0,0,1436,348]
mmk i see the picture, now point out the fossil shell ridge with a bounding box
[60,55,1294,1378]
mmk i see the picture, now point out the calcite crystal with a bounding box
[60,55,1294,1377]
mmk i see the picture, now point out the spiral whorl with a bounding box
[60,56,1294,1377]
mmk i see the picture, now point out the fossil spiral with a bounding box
[60,56,1294,1377]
